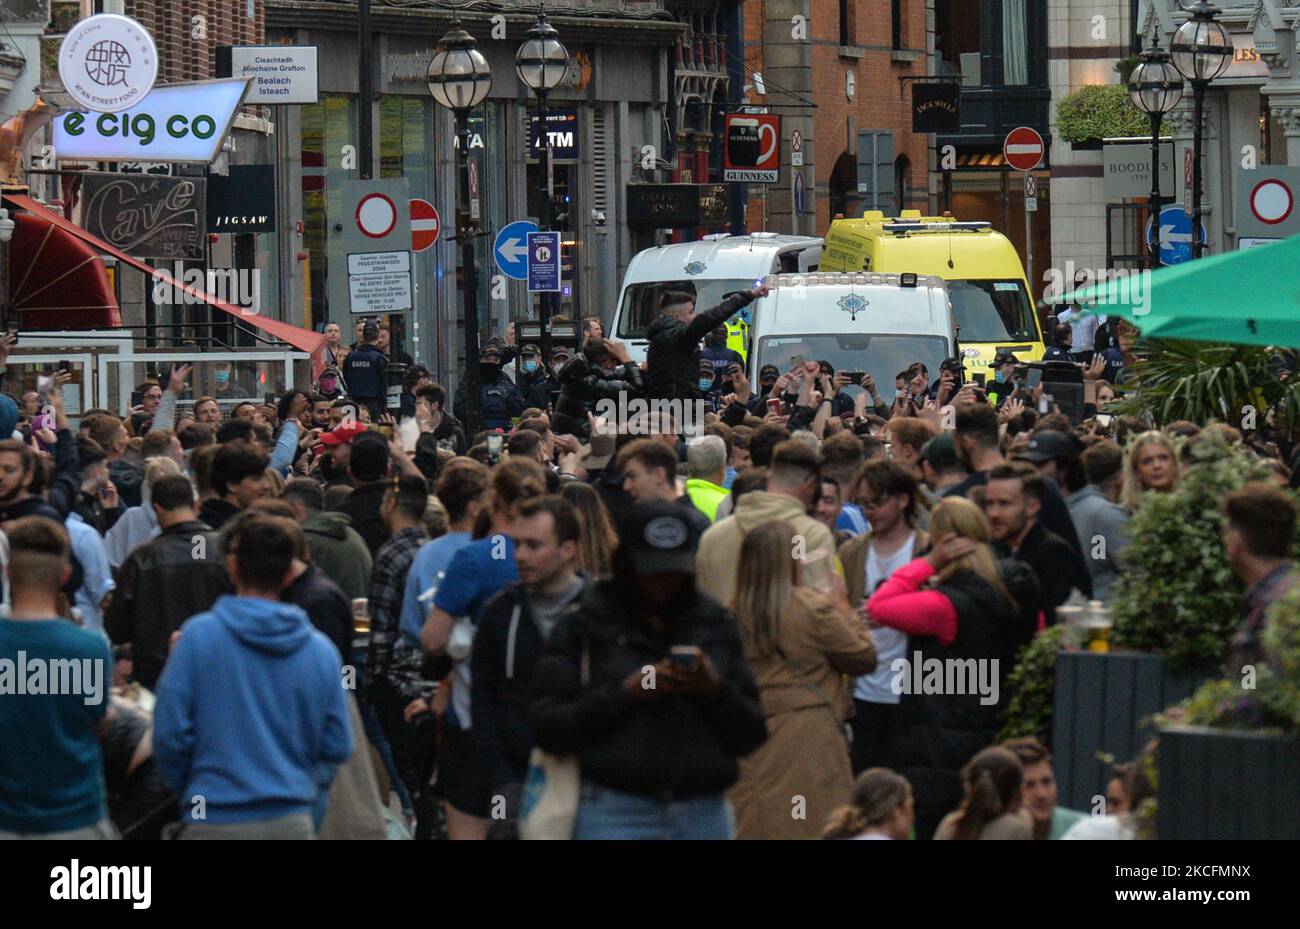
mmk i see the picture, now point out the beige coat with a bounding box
[696,491,841,607]
[730,588,877,840]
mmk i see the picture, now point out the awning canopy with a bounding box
[3,194,327,377]
[7,209,120,329]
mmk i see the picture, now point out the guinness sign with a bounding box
[911,82,961,132]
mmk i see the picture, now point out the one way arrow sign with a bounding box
[494,219,539,280]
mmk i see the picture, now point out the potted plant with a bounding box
[1011,434,1276,809]
[1055,84,1155,150]
[1153,583,1300,839]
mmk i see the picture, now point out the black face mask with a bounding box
[479,362,501,380]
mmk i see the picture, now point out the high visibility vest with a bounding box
[726,316,749,363]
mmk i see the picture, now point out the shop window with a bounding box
[300,94,357,330]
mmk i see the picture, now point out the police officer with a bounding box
[343,320,388,418]
[453,344,525,432]
[516,343,554,412]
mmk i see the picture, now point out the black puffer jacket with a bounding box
[103,520,231,689]
[471,578,590,790]
[530,582,768,799]
[551,356,644,441]
[882,559,1041,840]
[644,291,754,402]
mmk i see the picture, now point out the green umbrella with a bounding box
[1046,236,1300,345]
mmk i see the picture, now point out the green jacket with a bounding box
[302,510,374,601]
[685,478,729,522]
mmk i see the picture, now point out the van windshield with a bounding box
[617,279,754,339]
[756,334,950,396]
[947,280,1039,342]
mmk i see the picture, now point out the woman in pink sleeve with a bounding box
[863,497,1041,841]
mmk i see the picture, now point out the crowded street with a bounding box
[0,0,1294,912]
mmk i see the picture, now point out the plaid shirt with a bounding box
[366,526,429,684]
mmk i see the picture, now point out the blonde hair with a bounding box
[263,467,285,498]
[141,456,181,507]
[1122,430,1178,512]
[822,768,912,840]
[560,481,618,579]
[928,497,1015,608]
[731,520,798,659]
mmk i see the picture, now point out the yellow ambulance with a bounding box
[821,211,1044,373]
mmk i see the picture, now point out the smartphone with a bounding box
[57,360,72,373]
[972,371,987,387]
[129,390,143,408]
[487,433,504,462]
[766,398,783,414]
[1095,413,1113,428]
[264,392,276,407]
[2,331,18,345]
[38,375,54,396]
[669,645,702,669]
[842,371,867,384]
[1025,368,1043,390]
[790,354,805,368]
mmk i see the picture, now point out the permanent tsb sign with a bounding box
[53,78,251,164]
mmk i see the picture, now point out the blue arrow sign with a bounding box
[494,220,539,280]
[527,231,562,293]
[1145,205,1206,266]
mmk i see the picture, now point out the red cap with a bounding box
[319,422,371,446]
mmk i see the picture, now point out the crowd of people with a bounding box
[0,285,1295,842]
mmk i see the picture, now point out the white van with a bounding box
[612,233,822,363]
[749,272,956,394]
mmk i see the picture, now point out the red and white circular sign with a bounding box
[1250,179,1294,225]
[356,193,398,239]
[410,199,441,252]
[1003,126,1045,173]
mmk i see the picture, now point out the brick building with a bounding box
[742,0,930,235]
[125,0,265,84]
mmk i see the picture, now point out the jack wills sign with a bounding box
[911,82,961,132]
[206,165,277,233]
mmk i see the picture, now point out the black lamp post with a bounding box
[1169,1,1233,260]
[1128,40,1184,270]
[428,16,492,436]
[516,8,569,363]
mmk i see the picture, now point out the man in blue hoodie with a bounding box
[153,514,353,839]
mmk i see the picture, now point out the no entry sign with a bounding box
[1004,126,1045,172]
[410,198,440,252]
[356,193,398,239]
[1234,166,1300,238]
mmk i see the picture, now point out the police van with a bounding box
[821,211,1044,373]
[749,272,956,396]
[612,233,822,364]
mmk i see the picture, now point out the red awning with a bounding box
[3,194,327,378]
[7,210,120,329]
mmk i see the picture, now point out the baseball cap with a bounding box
[520,343,541,357]
[551,346,573,361]
[699,358,716,374]
[320,421,371,446]
[621,501,701,573]
[480,345,503,363]
[1015,429,1079,464]
[993,349,1020,367]
[919,433,959,470]
[759,364,780,382]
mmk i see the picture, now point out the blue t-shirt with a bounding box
[399,531,473,645]
[0,618,111,833]
[434,535,518,729]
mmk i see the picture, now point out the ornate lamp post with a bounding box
[428,15,492,435]
[516,8,569,362]
[1169,1,1233,260]
[1128,40,1184,269]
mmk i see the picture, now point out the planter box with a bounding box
[1157,726,1300,839]
[1052,651,1207,811]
